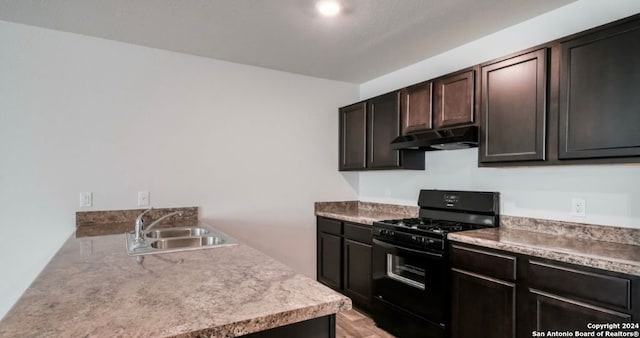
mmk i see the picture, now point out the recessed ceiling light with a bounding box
[316,1,341,17]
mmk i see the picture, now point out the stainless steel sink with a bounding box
[145,227,210,239]
[150,236,225,249]
[125,225,237,256]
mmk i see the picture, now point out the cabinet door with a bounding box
[400,81,433,135]
[451,269,516,338]
[479,49,548,163]
[317,232,342,290]
[343,239,372,309]
[558,20,640,159]
[526,289,631,332]
[367,92,401,168]
[339,103,367,171]
[434,69,476,129]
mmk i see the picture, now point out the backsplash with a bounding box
[75,207,198,237]
[501,215,640,246]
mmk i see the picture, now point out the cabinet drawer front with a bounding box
[451,245,516,281]
[317,218,342,235]
[528,260,631,310]
[344,223,372,244]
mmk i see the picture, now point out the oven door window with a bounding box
[386,253,426,290]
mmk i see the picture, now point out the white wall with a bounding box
[0,20,359,319]
[359,0,640,228]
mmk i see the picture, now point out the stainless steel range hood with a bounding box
[390,125,478,151]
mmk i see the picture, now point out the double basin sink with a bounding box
[125,225,237,256]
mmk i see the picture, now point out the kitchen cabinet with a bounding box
[243,316,335,338]
[558,18,640,160]
[339,93,425,171]
[338,14,640,167]
[399,67,477,135]
[339,102,367,170]
[525,260,634,332]
[479,49,548,164]
[450,243,639,338]
[399,81,433,135]
[342,223,373,309]
[451,245,516,338]
[317,218,343,290]
[317,217,373,310]
[434,68,478,129]
[367,92,402,168]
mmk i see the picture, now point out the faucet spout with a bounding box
[144,211,184,234]
[133,208,183,245]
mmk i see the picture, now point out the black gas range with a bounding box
[371,190,499,338]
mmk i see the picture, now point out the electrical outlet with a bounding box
[79,192,93,207]
[138,191,150,207]
[571,197,586,217]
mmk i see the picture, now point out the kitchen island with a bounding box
[0,230,351,337]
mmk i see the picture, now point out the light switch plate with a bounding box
[79,192,93,207]
[571,197,586,217]
[137,191,150,207]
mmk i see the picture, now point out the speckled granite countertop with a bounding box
[315,201,418,225]
[0,231,351,337]
[449,215,640,276]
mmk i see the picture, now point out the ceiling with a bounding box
[0,0,577,83]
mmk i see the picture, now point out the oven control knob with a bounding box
[389,231,395,236]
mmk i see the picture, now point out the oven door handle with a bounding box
[372,238,443,258]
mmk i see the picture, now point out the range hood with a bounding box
[391,125,478,151]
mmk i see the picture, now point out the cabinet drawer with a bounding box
[318,218,342,235]
[451,245,516,281]
[528,260,631,310]
[344,223,372,244]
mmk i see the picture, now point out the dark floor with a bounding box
[336,308,395,338]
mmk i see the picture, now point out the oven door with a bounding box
[372,237,447,324]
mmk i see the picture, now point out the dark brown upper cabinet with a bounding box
[434,68,478,129]
[339,92,425,171]
[339,103,367,170]
[558,19,640,160]
[338,14,640,168]
[367,93,401,168]
[479,49,548,164]
[399,81,433,135]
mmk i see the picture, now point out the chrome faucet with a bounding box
[134,207,184,244]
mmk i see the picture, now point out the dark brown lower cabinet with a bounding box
[451,269,516,338]
[343,239,372,308]
[242,314,335,338]
[451,245,517,338]
[526,289,631,332]
[317,231,342,291]
[450,244,638,338]
[317,217,373,311]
